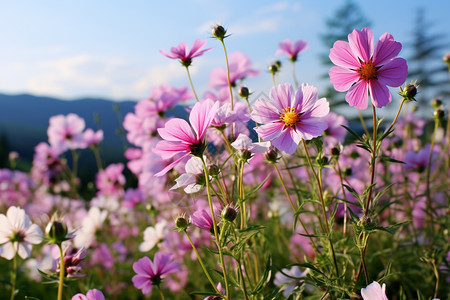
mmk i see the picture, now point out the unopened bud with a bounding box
[238,86,250,99]
[212,25,227,40]
[264,146,279,163]
[434,109,444,120]
[268,63,279,74]
[45,218,68,245]
[443,52,450,64]
[316,155,328,166]
[431,98,442,109]
[399,82,418,101]
[331,147,340,157]
[208,164,221,177]
[221,205,238,222]
[175,215,189,231]
[275,60,282,69]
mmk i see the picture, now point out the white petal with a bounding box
[0,242,16,260]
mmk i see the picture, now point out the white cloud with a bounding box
[230,16,283,36]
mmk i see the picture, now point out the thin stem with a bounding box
[185,66,200,102]
[271,73,277,87]
[273,163,296,212]
[384,99,406,135]
[10,253,17,300]
[92,146,103,171]
[358,109,370,138]
[425,119,439,227]
[239,161,247,229]
[237,257,250,300]
[291,61,299,89]
[301,140,339,277]
[220,40,234,110]
[57,244,65,300]
[431,259,440,299]
[364,105,378,216]
[201,156,230,300]
[184,230,223,295]
[157,285,166,300]
[335,159,348,235]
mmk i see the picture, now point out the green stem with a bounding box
[239,161,247,229]
[220,40,234,110]
[57,244,65,300]
[157,285,165,300]
[185,66,200,102]
[301,139,339,277]
[384,99,406,135]
[272,73,276,87]
[184,230,223,295]
[10,253,17,300]
[335,159,349,235]
[425,118,439,227]
[358,109,370,138]
[291,61,299,89]
[364,105,378,215]
[201,156,230,300]
[92,146,103,171]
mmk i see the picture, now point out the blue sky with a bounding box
[1,0,449,102]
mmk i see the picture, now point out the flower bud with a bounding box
[275,60,282,69]
[264,146,279,163]
[268,63,279,74]
[221,205,238,222]
[45,218,68,245]
[175,215,189,231]
[399,82,418,101]
[431,98,442,109]
[331,147,340,157]
[238,86,250,99]
[316,155,328,167]
[212,25,227,40]
[443,52,450,64]
[434,109,445,120]
[208,164,221,177]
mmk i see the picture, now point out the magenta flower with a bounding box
[276,38,309,62]
[361,281,388,300]
[190,209,214,233]
[47,113,87,152]
[72,289,105,300]
[95,163,126,196]
[83,129,103,147]
[153,100,219,176]
[251,83,329,154]
[161,39,212,67]
[329,28,408,109]
[132,252,180,295]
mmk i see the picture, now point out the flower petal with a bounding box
[348,28,374,63]
[329,66,360,92]
[369,80,392,108]
[346,80,369,110]
[329,40,360,69]
[377,57,408,87]
[255,122,284,141]
[153,140,190,160]
[251,99,281,124]
[154,153,190,177]
[295,119,328,140]
[157,118,195,143]
[190,100,218,141]
[269,84,294,112]
[271,128,298,154]
[373,32,402,66]
[133,256,155,277]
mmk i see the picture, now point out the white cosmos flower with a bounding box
[139,219,168,252]
[0,206,43,260]
[170,157,207,194]
[73,206,108,248]
[274,266,309,298]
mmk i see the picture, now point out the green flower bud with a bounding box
[208,164,221,177]
[45,218,68,245]
[268,63,279,74]
[212,25,227,40]
[221,205,238,222]
[175,215,190,231]
[264,146,279,164]
[434,109,445,120]
[238,86,250,99]
[431,98,442,109]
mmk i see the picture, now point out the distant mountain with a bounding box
[0,93,187,170]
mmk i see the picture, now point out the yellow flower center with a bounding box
[357,61,377,81]
[280,107,300,127]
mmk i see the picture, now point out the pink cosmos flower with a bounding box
[161,39,212,67]
[0,206,42,260]
[251,83,330,154]
[95,163,126,196]
[71,289,105,300]
[47,114,87,152]
[153,100,219,176]
[132,252,180,295]
[209,52,259,89]
[276,38,309,62]
[57,247,87,278]
[83,129,103,147]
[329,28,408,109]
[361,281,388,300]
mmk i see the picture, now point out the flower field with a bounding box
[0,23,449,300]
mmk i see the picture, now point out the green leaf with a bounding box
[250,255,272,295]
[241,175,270,203]
[379,155,405,164]
[341,125,364,143]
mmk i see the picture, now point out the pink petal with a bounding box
[133,257,155,277]
[329,40,360,69]
[295,119,328,140]
[154,153,190,177]
[329,66,360,92]
[373,32,402,66]
[188,39,211,58]
[153,140,190,160]
[346,80,369,110]
[270,84,294,112]
[160,49,179,59]
[271,128,298,154]
[377,58,408,87]
[297,84,318,113]
[132,275,152,291]
[348,28,373,63]
[255,122,284,141]
[369,80,392,108]
[307,98,330,118]
[157,118,195,143]
[251,99,280,124]
[170,41,188,59]
[189,100,218,141]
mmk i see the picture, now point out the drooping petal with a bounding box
[153,140,190,160]
[346,80,369,110]
[377,57,408,87]
[369,80,392,108]
[255,122,284,141]
[132,275,152,293]
[373,32,403,66]
[190,100,218,141]
[269,83,294,112]
[271,128,298,154]
[251,99,281,124]
[329,40,361,69]
[17,242,32,259]
[157,118,195,143]
[154,153,190,177]
[329,66,360,92]
[348,28,374,63]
